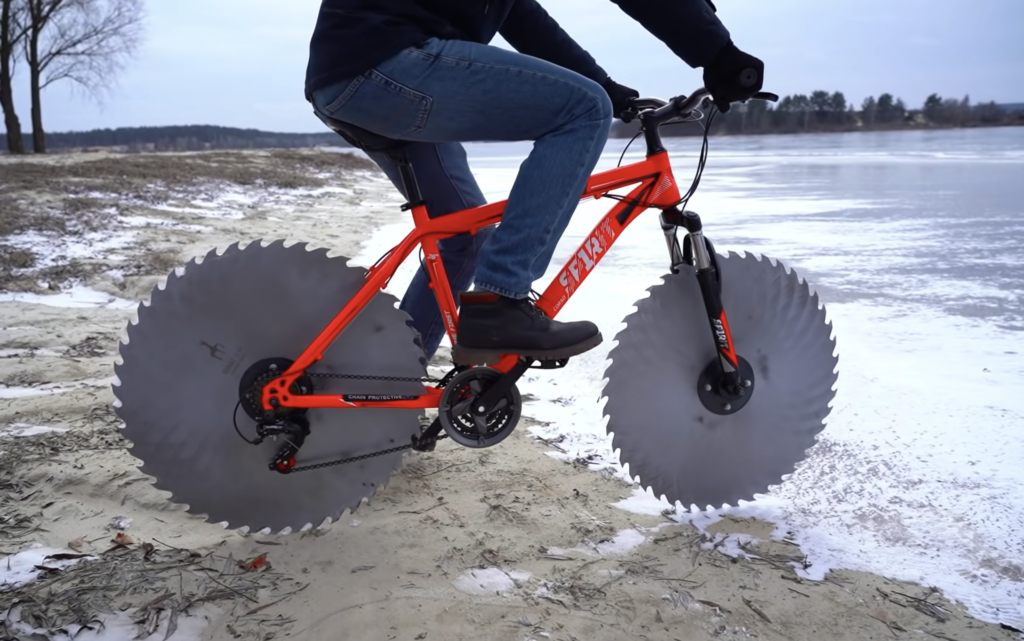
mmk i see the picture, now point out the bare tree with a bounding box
[1,0,28,153]
[22,0,143,152]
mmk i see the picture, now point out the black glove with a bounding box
[702,41,764,113]
[602,77,640,120]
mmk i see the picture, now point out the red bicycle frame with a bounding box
[260,150,683,413]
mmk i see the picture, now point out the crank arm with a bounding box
[470,357,532,417]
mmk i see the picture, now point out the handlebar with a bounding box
[623,84,779,127]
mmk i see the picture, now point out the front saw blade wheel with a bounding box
[439,367,522,448]
[113,240,428,534]
[602,251,839,511]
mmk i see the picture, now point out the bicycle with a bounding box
[114,85,840,534]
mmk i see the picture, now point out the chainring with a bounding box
[602,251,839,510]
[113,239,427,534]
[438,367,522,448]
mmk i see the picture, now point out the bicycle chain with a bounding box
[243,369,450,474]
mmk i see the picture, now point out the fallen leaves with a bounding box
[112,532,134,547]
[238,552,271,572]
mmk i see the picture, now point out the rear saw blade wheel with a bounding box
[602,251,839,510]
[113,239,427,534]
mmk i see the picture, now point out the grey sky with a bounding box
[10,0,1024,133]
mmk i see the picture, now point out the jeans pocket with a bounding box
[321,76,365,114]
[325,69,433,138]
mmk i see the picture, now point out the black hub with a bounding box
[696,356,755,416]
[439,367,522,448]
[237,357,314,421]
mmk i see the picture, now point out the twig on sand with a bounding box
[741,597,772,624]
[243,583,310,616]
[410,461,472,478]
[921,628,960,641]
[891,589,952,622]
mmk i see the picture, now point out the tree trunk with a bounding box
[0,0,25,153]
[28,27,43,152]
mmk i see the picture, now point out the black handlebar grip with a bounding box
[738,68,759,88]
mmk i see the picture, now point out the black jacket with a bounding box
[305,0,730,98]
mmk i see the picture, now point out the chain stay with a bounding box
[260,368,451,474]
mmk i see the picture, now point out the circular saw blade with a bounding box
[602,251,839,510]
[113,239,427,534]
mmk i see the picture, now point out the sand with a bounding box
[0,149,1018,641]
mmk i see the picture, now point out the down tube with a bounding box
[535,178,658,318]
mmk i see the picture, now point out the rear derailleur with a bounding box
[253,415,310,474]
[236,357,316,474]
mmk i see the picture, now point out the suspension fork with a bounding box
[660,207,746,398]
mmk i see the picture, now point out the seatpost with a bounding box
[388,149,424,210]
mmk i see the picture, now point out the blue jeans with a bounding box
[309,37,613,357]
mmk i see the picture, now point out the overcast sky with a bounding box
[9,0,1024,134]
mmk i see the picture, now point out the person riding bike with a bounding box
[305,0,763,364]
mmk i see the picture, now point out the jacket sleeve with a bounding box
[607,0,731,68]
[499,0,610,84]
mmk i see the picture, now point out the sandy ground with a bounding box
[1,149,1019,641]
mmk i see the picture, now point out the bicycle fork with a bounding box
[660,207,755,415]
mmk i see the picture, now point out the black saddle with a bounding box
[316,112,410,159]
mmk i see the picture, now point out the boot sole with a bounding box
[451,332,604,366]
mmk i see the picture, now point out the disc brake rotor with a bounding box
[602,251,839,510]
[113,240,427,534]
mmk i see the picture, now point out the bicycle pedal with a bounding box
[530,358,570,370]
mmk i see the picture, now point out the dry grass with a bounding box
[0,148,376,194]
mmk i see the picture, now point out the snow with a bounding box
[1,423,69,438]
[0,545,94,591]
[2,229,136,270]
[354,134,1024,630]
[3,605,214,641]
[0,286,137,310]
[453,568,524,595]
[0,544,216,640]
[0,376,116,399]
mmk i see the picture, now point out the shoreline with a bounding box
[2,122,1022,158]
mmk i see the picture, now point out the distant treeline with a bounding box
[0,125,353,153]
[1,92,1022,153]
[610,91,1024,138]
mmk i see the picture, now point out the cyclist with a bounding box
[305,0,763,364]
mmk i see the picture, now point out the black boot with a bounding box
[452,291,602,365]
